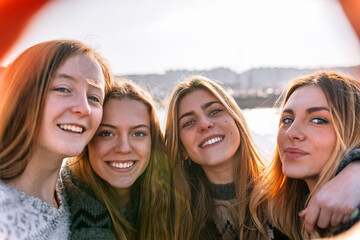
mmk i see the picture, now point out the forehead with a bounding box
[284,85,328,109]
[57,54,105,89]
[103,98,150,125]
[179,88,218,112]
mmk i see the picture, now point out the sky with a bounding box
[1,0,360,75]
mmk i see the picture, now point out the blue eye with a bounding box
[282,117,293,124]
[133,131,146,137]
[54,87,70,93]
[312,118,328,124]
[99,131,113,137]
[88,96,100,103]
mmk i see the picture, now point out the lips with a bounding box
[199,136,224,148]
[58,124,85,133]
[284,147,308,159]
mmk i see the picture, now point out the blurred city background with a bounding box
[1,0,359,155]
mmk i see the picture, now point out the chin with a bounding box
[283,168,303,179]
[112,180,136,189]
[60,149,84,158]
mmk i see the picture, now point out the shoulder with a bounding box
[59,167,113,235]
[0,180,23,221]
[0,179,70,240]
[0,179,19,206]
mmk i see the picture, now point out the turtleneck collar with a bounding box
[207,181,236,200]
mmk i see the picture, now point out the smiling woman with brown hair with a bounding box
[0,39,112,240]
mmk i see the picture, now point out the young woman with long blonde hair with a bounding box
[252,72,360,239]
[62,80,173,240]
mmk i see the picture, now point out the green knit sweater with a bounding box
[60,167,116,240]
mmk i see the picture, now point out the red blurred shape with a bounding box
[0,0,49,62]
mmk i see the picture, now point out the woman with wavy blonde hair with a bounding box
[253,72,360,239]
[62,79,173,240]
[0,39,112,239]
[165,76,266,239]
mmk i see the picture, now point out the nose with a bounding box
[198,117,214,132]
[285,120,305,141]
[114,135,132,154]
[72,93,91,117]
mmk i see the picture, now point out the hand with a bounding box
[299,162,360,233]
[313,221,360,240]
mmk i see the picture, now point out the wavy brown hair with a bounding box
[69,79,173,239]
[0,39,112,180]
[165,76,266,239]
[251,71,360,239]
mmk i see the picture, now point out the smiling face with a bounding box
[277,85,337,191]
[36,54,105,159]
[88,98,151,192]
[178,88,240,183]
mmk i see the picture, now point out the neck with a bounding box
[7,147,64,207]
[304,176,319,193]
[115,187,131,208]
[201,161,234,184]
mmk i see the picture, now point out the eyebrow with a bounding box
[282,106,329,115]
[99,123,150,130]
[178,101,220,121]
[55,73,103,91]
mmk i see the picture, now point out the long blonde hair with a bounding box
[252,71,360,239]
[165,76,266,239]
[69,79,173,240]
[0,39,112,180]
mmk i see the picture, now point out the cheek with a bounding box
[135,138,152,159]
[90,108,103,131]
[143,141,152,161]
[88,147,100,173]
[276,129,286,148]
[88,140,108,162]
[228,121,240,141]
[179,131,191,149]
[319,134,337,159]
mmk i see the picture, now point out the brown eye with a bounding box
[182,120,195,128]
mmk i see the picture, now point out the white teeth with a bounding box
[201,137,223,148]
[59,124,84,133]
[109,161,135,169]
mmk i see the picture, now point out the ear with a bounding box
[181,147,189,160]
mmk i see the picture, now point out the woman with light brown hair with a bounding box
[252,72,360,239]
[62,79,173,240]
[165,76,268,239]
[0,39,112,240]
